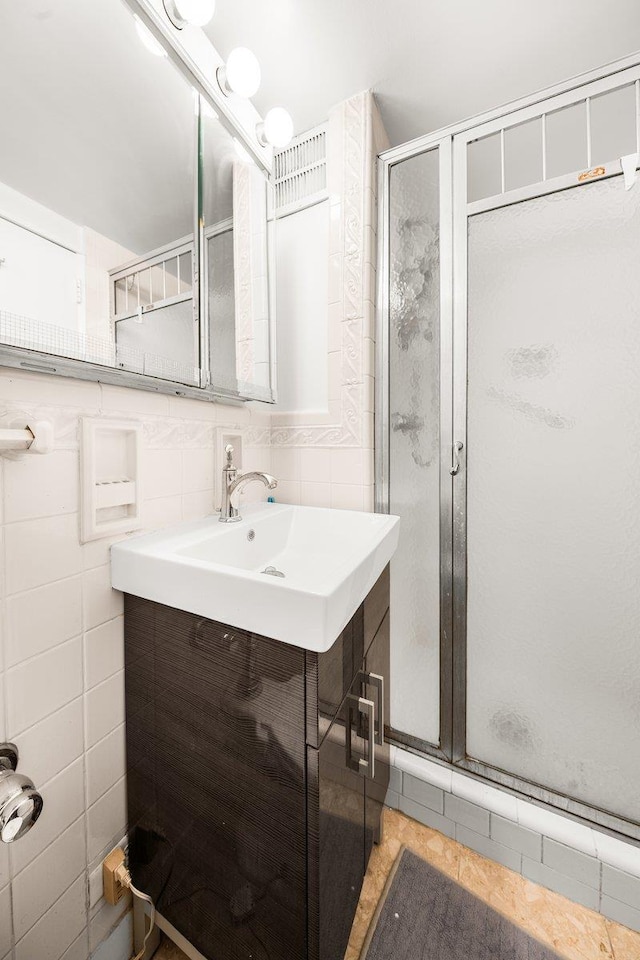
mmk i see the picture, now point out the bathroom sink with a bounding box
[111,502,400,652]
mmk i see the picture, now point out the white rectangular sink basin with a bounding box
[111,502,399,652]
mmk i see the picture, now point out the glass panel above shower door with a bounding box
[465,174,640,823]
[388,149,441,746]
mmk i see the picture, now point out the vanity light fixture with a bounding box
[134,15,167,57]
[217,47,261,98]
[257,107,294,148]
[163,0,215,30]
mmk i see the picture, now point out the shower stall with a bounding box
[376,53,640,843]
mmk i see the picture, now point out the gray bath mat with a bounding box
[360,847,563,960]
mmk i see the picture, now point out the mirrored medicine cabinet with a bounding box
[0,0,275,402]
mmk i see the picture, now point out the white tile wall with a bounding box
[84,618,124,691]
[4,449,78,523]
[0,844,9,891]
[14,875,86,960]
[85,672,125,749]
[0,886,12,959]
[0,365,273,958]
[6,576,83,666]
[87,778,127,864]
[16,700,84,788]
[7,637,83,736]
[269,92,386,512]
[10,760,85,875]
[86,724,126,807]
[83,567,124,633]
[12,816,86,939]
[5,513,83,594]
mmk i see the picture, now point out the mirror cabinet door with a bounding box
[0,0,274,401]
[202,112,274,401]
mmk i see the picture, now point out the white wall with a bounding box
[0,181,85,337]
[0,218,83,333]
[0,181,83,253]
[0,180,138,357]
[0,369,272,960]
[274,201,329,414]
[269,91,389,511]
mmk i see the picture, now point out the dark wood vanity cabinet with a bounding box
[124,566,389,960]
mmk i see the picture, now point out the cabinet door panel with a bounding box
[364,610,390,859]
[306,604,369,748]
[364,566,390,655]
[308,671,368,960]
[125,597,307,960]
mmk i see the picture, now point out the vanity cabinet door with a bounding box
[306,564,389,750]
[364,565,390,653]
[363,610,391,860]
[125,598,308,960]
[307,670,370,960]
[306,607,364,747]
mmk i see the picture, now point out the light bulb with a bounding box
[134,15,167,57]
[218,47,261,98]
[163,0,215,29]
[258,107,294,148]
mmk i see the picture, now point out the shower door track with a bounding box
[376,52,640,846]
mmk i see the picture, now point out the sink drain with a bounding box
[261,565,285,578]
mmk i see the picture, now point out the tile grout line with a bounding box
[1,457,16,960]
[85,718,125,762]
[5,692,85,745]
[80,555,92,947]
[85,662,124,698]
[8,759,85,865]
[5,631,83,677]
[11,813,85,884]
[1,458,17,960]
[13,869,86,954]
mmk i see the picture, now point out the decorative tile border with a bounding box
[0,398,271,452]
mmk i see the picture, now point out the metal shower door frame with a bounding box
[376,134,455,762]
[377,50,640,844]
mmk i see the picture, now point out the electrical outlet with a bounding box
[103,846,127,905]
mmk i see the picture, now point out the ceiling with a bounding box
[205,0,640,146]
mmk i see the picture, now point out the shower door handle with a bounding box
[450,440,464,475]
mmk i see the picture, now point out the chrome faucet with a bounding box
[219,444,277,523]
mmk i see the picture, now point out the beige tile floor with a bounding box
[154,807,640,960]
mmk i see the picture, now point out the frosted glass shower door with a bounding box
[465,175,640,823]
[388,148,442,746]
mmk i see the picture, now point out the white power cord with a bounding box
[114,863,156,960]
